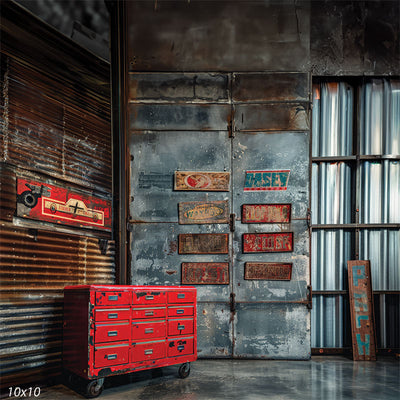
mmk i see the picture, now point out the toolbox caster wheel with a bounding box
[85,379,104,399]
[178,362,191,379]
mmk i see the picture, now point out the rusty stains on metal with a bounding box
[178,233,229,254]
[347,260,377,361]
[175,171,230,192]
[242,204,291,224]
[244,263,292,281]
[0,163,16,221]
[182,262,229,285]
[179,200,229,224]
[243,232,293,253]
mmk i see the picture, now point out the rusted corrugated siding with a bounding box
[0,223,115,388]
[0,2,114,392]
[1,58,111,193]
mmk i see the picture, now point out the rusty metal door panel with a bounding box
[129,130,230,222]
[233,303,310,359]
[232,73,310,103]
[129,73,229,103]
[129,104,230,131]
[196,303,232,358]
[234,104,309,132]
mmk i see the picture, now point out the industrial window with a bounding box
[311,78,400,352]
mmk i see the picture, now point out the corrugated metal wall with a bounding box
[311,79,400,351]
[0,2,114,391]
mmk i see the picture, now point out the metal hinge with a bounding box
[230,213,236,232]
[230,292,236,313]
[228,115,235,138]
[307,285,313,309]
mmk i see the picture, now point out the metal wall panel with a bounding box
[359,229,400,291]
[311,163,353,224]
[311,230,354,291]
[360,161,400,223]
[360,79,400,156]
[0,224,115,387]
[126,1,310,72]
[311,295,351,348]
[0,163,16,221]
[312,82,354,157]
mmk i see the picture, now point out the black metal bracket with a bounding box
[306,285,313,309]
[230,292,236,313]
[230,214,236,232]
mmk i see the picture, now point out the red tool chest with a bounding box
[63,285,197,398]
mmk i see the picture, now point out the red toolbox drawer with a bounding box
[167,337,194,357]
[94,342,129,368]
[168,319,194,336]
[168,291,196,304]
[95,308,130,321]
[132,320,166,340]
[132,306,166,319]
[133,291,166,305]
[95,291,130,306]
[131,339,166,362]
[95,322,130,343]
[168,306,194,317]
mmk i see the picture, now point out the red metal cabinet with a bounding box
[63,285,197,398]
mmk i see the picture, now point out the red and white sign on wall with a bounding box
[16,178,112,231]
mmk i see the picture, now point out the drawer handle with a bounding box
[178,325,185,331]
[176,310,184,314]
[145,328,154,334]
[145,311,154,316]
[177,345,185,351]
[108,295,118,301]
[177,293,185,299]
[108,313,118,319]
[108,331,118,337]
[144,349,153,355]
[145,295,154,300]
[106,354,117,360]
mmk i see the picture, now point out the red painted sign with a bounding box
[175,171,230,191]
[16,178,112,231]
[244,263,292,280]
[243,232,293,253]
[244,170,290,191]
[181,263,229,284]
[242,204,291,223]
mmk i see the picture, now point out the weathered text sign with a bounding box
[244,170,290,191]
[182,262,229,284]
[16,178,112,231]
[348,260,377,361]
[242,204,291,224]
[179,233,229,254]
[243,232,293,253]
[175,171,230,191]
[244,263,292,280]
[179,201,229,224]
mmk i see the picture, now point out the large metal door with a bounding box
[128,72,311,359]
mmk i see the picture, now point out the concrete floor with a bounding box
[35,357,399,400]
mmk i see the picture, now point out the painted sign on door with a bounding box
[243,232,293,253]
[242,204,291,223]
[244,170,290,191]
[244,262,292,280]
[182,262,229,284]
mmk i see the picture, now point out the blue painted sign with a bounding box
[244,170,290,191]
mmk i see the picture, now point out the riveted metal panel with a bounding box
[129,104,231,131]
[234,104,309,132]
[129,73,229,103]
[233,73,310,103]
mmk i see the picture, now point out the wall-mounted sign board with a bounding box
[182,262,229,284]
[242,204,291,224]
[244,263,292,280]
[175,171,230,191]
[243,232,293,253]
[179,233,229,254]
[16,178,112,231]
[347,260,377,361]
[179,201,229,224]
[244,170,290,191]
